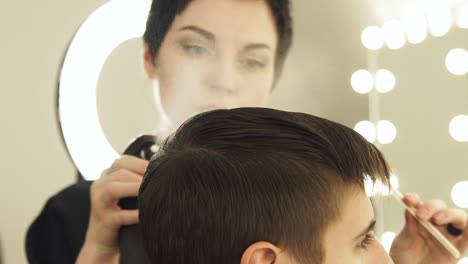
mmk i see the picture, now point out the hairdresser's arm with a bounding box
[390,193,468,264]
[76,156,149,264]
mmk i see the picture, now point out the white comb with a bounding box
[390,187,461,259]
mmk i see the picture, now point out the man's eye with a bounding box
[358,233,375,249]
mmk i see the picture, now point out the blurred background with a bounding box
[0,0,467,263]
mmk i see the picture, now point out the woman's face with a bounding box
[144,0,278,128]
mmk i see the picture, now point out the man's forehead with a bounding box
[328,189,375,236]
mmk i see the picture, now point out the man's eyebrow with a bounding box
[178,25,215,41]
[354,219,376,240]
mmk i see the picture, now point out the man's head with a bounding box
[139,108,394,264]
[142,0,292,131]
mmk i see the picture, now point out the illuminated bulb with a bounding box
[381,232,396,253]
[377,120,397,144]
[403,5,428,44]
[426,1,452,37]
[375,69,396,93]
[361,26,384,50]
[458,257,468,264]
[351,70,374,94]
[382,20,406,50]
[354,121,376,143]
[376,174,399,196]
[446,48,468,76]
[59,0,152,180]
[458,4,468,29]
[449,115,468,142]
[451,181,468,208]
[390,174,400,190]
[364,176,374,196]
[365,174,396,196]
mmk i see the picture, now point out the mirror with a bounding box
[87,0,468,242]
[379,21,468,234]
[96,1,375,154]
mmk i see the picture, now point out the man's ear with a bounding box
[240,241,279,264]
[143,41,157,79]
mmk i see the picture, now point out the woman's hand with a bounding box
[76,155,149,263]
[390,193,468,264]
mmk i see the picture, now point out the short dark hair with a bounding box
[143,0,293,83]
[139,107,391,264]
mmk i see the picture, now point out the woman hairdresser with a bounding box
[26,0,468,263]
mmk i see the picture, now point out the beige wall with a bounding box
[3,0,466,263]
[0,1,107,263]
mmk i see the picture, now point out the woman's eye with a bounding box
[358,233,375,249]
[242,58,266,70]
[182,43,210,56]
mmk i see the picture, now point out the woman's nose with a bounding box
[207,57,237,94]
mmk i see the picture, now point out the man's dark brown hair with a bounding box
[139,107,391,264]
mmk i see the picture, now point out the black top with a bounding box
[25,135,157,264]
[26,181,92,263]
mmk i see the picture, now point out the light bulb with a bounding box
[382,20,406,50]
[361,26,384,50]
[458,4,468,28]
[355,121,376,143]
[375,69,396,93]
[426,1,452,37]
[377,120,397,144]
[381,232,396,253]
[351,70,374,94]
[451,181,468,208]
[446,49,468,76]
[390,174,400,190]
[364,176,374,197]
[403,5,428,44]
[59,0,152,180]
[449,115,468,142]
